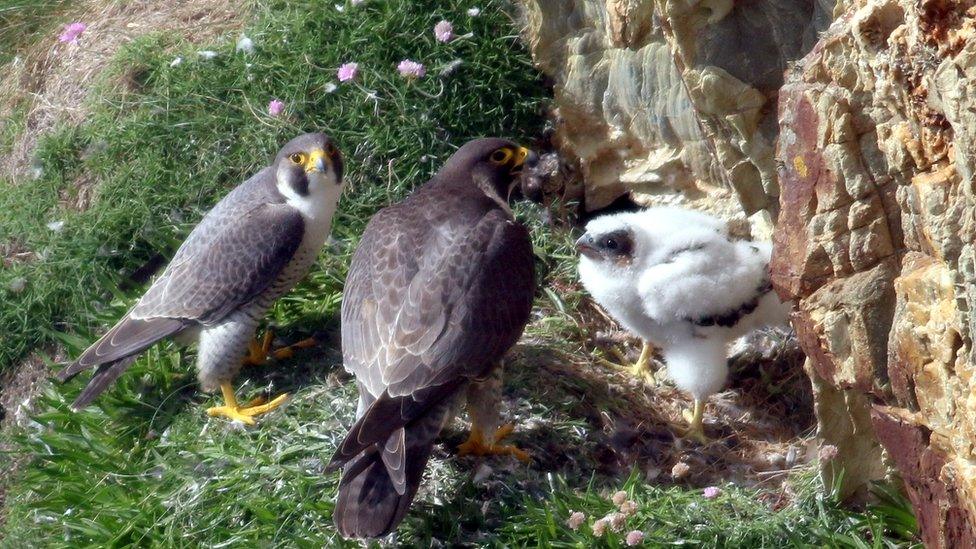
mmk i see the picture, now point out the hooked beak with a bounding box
[510,146,534,176]
[307,149,329,173]
[575,234,600,259]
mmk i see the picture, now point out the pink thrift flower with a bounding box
[59,22,87,44]
[611,490,628,506]
[703,486,721,499]
[397,59,426,79]
[607,512,627,532]
[591,518,608,537]
[671,461,690,479]
[819,444,839,462]
[626,530,645,546]
[620,500,638,516]
[337,62,359,82]
[434,20,454,42]
[268,99,285,117]
[566,511,585,531]
[351,0,365,5]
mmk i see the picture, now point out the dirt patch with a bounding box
[0,0,246,184]
[498,285,814,496]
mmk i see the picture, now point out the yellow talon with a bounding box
[205,382,289,425]
[269,337,316,360]
[601,341,658,386]
[457,424,530,462]
[679,399,708,443]
[243,330,316,366]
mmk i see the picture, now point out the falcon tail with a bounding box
[57,315,187,410]
[333,402,450,539]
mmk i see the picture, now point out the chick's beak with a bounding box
[307,149,329,173]
[575,234,600,259]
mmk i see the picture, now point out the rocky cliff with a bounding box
[522,0,976,545]
[772,0,976,545]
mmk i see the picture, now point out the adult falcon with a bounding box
[328,138,537,538]
[57,132,344,425]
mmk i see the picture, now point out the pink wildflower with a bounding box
[351,0,365,5]
[819,444,839,462]
[591,518,608,537]
[397,59,426,79]
[703,486,721,499]
[434,20,454,42]
[337,62,359,82]
[611,490,628,506]
[59,22,87,44]
[626,530,645,546]
[607,512,627,532]
[671,461,691,479]
[268,99,285,117]
[619,500,638,516]
[566,511,585,531]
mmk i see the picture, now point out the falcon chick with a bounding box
[576,207,790,441]
[58,132,344,425]
[327,138,537,539]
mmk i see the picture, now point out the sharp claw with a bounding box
[206,393,289,424]
[457,424,531,462]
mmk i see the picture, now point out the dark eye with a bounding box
[289,152,306,164]
[604,238,618,250]
[490,149,510,164]
[325,143,337,156]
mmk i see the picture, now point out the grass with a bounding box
[0,0,921,546]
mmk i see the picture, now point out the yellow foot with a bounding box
[206,393,290,425]
[628,361,657,386]
[457,424,531,462]
[679,400,708,443]
[243,329,316,366]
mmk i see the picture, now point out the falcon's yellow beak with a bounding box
[306,149,329,173]
[509,146,531,175]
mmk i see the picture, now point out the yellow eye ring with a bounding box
[289,152,306,165]
[490,148,513,165]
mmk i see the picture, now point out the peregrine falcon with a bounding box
[576,207,791,441]
[57,132,344,425]
[327,138,537,538]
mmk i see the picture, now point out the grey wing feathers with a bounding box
[58,168,304,405]
[57,316,187,382]
[132,202,305,324]
[332,206,534,468]
[341,207,534,399]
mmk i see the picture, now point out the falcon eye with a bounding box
[604,238,618,250]
[289,152,306,164]
[489,148,512,165]
[325,143,337,156]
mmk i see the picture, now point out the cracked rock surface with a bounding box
[772,0,976,544]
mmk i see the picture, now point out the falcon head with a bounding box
[274,132,344,200]
[439,137,538,202]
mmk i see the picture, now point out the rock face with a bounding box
[525,0,976,543]
[521,0,731,213]
[771,0,976,545]
[521,0,834,232]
